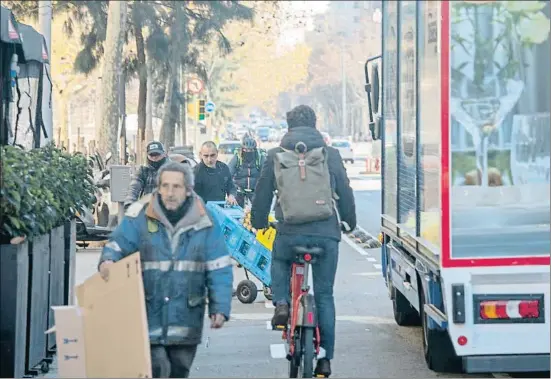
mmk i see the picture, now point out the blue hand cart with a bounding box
[206,202,272,304]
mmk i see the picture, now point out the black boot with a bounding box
[315,358,331,377]
[271,302,289,327]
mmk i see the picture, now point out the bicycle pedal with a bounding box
[315,375,328,378]
[272,324,286,331]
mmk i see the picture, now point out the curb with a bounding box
[345,226,381,249]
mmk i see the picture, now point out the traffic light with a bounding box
[198,99,205,121]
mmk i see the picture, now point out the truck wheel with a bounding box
[392,286,421,326]
[419,284,462,373]
[236,280,258,304]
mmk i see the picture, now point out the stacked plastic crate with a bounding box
[206,202,271,287]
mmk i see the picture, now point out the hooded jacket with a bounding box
[99,193,233,346]
[251,126,356,241]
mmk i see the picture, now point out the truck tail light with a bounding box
[479,300,540,320]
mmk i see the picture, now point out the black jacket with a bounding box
[251,127,356,241]
[193,161,236,203]
[227,150,266,192]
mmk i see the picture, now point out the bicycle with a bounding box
[273,245,326,378]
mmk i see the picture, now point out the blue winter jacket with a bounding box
[99,192,233,346]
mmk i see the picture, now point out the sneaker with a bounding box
[314,358,331,377]
[271,302,289,327]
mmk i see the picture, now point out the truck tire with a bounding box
[392,285,421,326]
[419,282,462,373]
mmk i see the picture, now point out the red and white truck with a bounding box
[365,0,550,374]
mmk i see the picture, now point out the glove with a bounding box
[340,221,352,233]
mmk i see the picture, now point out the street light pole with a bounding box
[39,0,53,146]
[341,43,347,136]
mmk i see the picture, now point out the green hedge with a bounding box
[1,144,96,242]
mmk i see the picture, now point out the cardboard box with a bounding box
[47,253,152,378]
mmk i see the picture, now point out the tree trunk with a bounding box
[160,2,183,148]
[98,1,127,162]
[119,70,127,164]
[145,52,154,145]
[159,74,175,147]
[134,20,147,143]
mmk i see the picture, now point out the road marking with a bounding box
[366,257,377,262]
[373,263,382,270]
[270,343,287,359]
[265,301,274,309]
[352,272,382,277]
[343,233,376,256]
[233,313,395,324]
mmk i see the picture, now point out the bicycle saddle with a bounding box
[292,246,324,256]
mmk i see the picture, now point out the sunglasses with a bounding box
[148,153,161,158]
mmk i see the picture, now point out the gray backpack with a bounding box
[273,143,334,224]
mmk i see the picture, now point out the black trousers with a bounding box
[150,344,198,378]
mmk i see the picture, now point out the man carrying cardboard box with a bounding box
[98,161,233,378]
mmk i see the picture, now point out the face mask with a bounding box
[243,151,255,162]
[149,156,167,169]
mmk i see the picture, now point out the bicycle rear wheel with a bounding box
[289,331,300,378]
[301,327,315,378]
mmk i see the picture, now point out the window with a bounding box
[449,1,550,259]
[382,1,398,221]
[354,1,360,9]
[397,1,417,228]
[418,1,441,251]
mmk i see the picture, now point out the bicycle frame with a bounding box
[283,260,321,358]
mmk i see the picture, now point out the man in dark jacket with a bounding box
[251,105,356,378]
[124,141,168,209]
[99,161,233,378]
[227,134,266,207]
[194,141,237,205]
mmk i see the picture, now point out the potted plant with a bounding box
[0,143,95,377]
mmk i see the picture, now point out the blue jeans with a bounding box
[271,233,339,360]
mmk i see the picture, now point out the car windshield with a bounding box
[332,141,350,148]
[219,143,240,154]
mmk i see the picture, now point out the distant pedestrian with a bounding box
[194,141,237,205]
[124,141,168,209]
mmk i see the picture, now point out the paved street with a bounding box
[44,163,492,378]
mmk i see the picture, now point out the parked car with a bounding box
[256,126,271,142]
[331,139,354,164]
[218,140,241,163]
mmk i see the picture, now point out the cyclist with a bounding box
[227,134,266,208]
[251,105,356,377]
[124,141,168,209]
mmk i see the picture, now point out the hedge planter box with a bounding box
[0,241,30,378]
[64,219,77,306]
[26,233,51,373]
[47,225,65,352]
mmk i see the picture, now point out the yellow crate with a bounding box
[255,214,277,251]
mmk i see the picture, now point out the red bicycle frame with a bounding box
[280,262,322,357]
